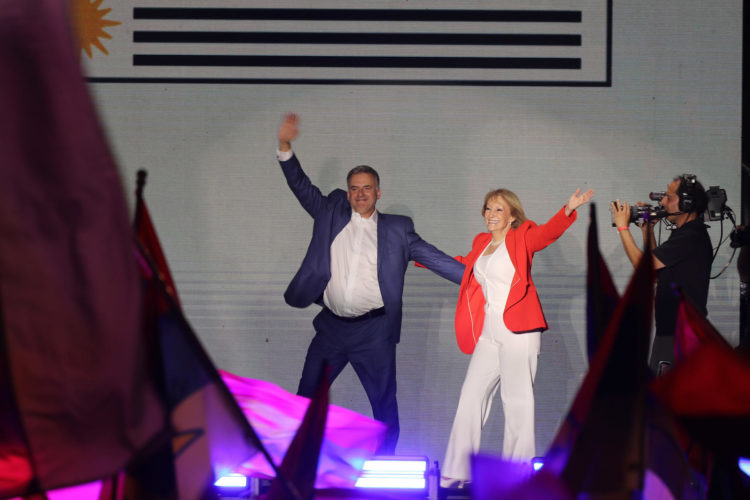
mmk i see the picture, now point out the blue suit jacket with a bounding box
[280,154,464,343]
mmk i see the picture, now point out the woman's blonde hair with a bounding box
[482,188,527,229]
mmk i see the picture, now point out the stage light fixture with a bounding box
[531,457,544,471]
[214,473,252,498]
[355,456,429,495]
[739,457,750,478]
[215,473,248,488]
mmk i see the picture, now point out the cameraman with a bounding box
[611,175,712,374]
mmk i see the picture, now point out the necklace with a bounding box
[489,239,503,247]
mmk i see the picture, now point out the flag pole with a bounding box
[133,169,147,230]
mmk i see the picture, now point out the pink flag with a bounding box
[222,371,386,489]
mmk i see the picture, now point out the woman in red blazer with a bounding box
[441,187,593,488]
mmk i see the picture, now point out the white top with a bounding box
[473,240,515,314]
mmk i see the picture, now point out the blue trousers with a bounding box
[297,308,399,454]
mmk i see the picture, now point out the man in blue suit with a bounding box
[277,114,464,453]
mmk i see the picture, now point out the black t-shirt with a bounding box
[652,219,712,337]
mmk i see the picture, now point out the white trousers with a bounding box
[441,315,541,481]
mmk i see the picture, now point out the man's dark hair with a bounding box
[347,165,380,189]
[675,174,709,215]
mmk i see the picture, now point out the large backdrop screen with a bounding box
[84,0,741,462]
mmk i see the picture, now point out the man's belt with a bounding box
[328,306,386,322]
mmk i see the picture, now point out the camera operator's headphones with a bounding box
[677,174,698,213]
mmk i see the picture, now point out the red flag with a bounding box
[651,302,750,457]
[0,336,34,498]
[0,0,164,495]
[673,293,732,362]
[651,295,733,479]
[650,302,750,498]
[545,217,653,496]
[135,170,181,309]
[585,204,620,361]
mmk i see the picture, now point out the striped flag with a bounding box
[132,175,273,499]
[77,0,611,85]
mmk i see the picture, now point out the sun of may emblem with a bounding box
[70,0,121,58]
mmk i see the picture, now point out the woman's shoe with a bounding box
[440,476,471,489]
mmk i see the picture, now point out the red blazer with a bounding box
[454,207,577,354]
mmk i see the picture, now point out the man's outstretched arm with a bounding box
[407,222,465,284]
[276,113,329,218]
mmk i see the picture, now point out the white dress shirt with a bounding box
[277,149,293,162]
[324,210,384,317]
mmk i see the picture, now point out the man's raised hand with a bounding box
[278,113,300,151]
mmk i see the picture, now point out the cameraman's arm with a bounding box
[641,221,665,269]
[619,227,643,268]
[641,221,657,253]
[612,201,640,267]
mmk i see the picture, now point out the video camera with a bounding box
[610,192,668,226]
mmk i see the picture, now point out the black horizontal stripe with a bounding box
[87,76,610,87]
[133,31,581,46]
[133,54,581,70]
[133,8,582,23]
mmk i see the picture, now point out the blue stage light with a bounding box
[739,457,750,478]
[215,473,248,488]
[355,456,429,494]
[214,473,253,497]
[531,457,544,471]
